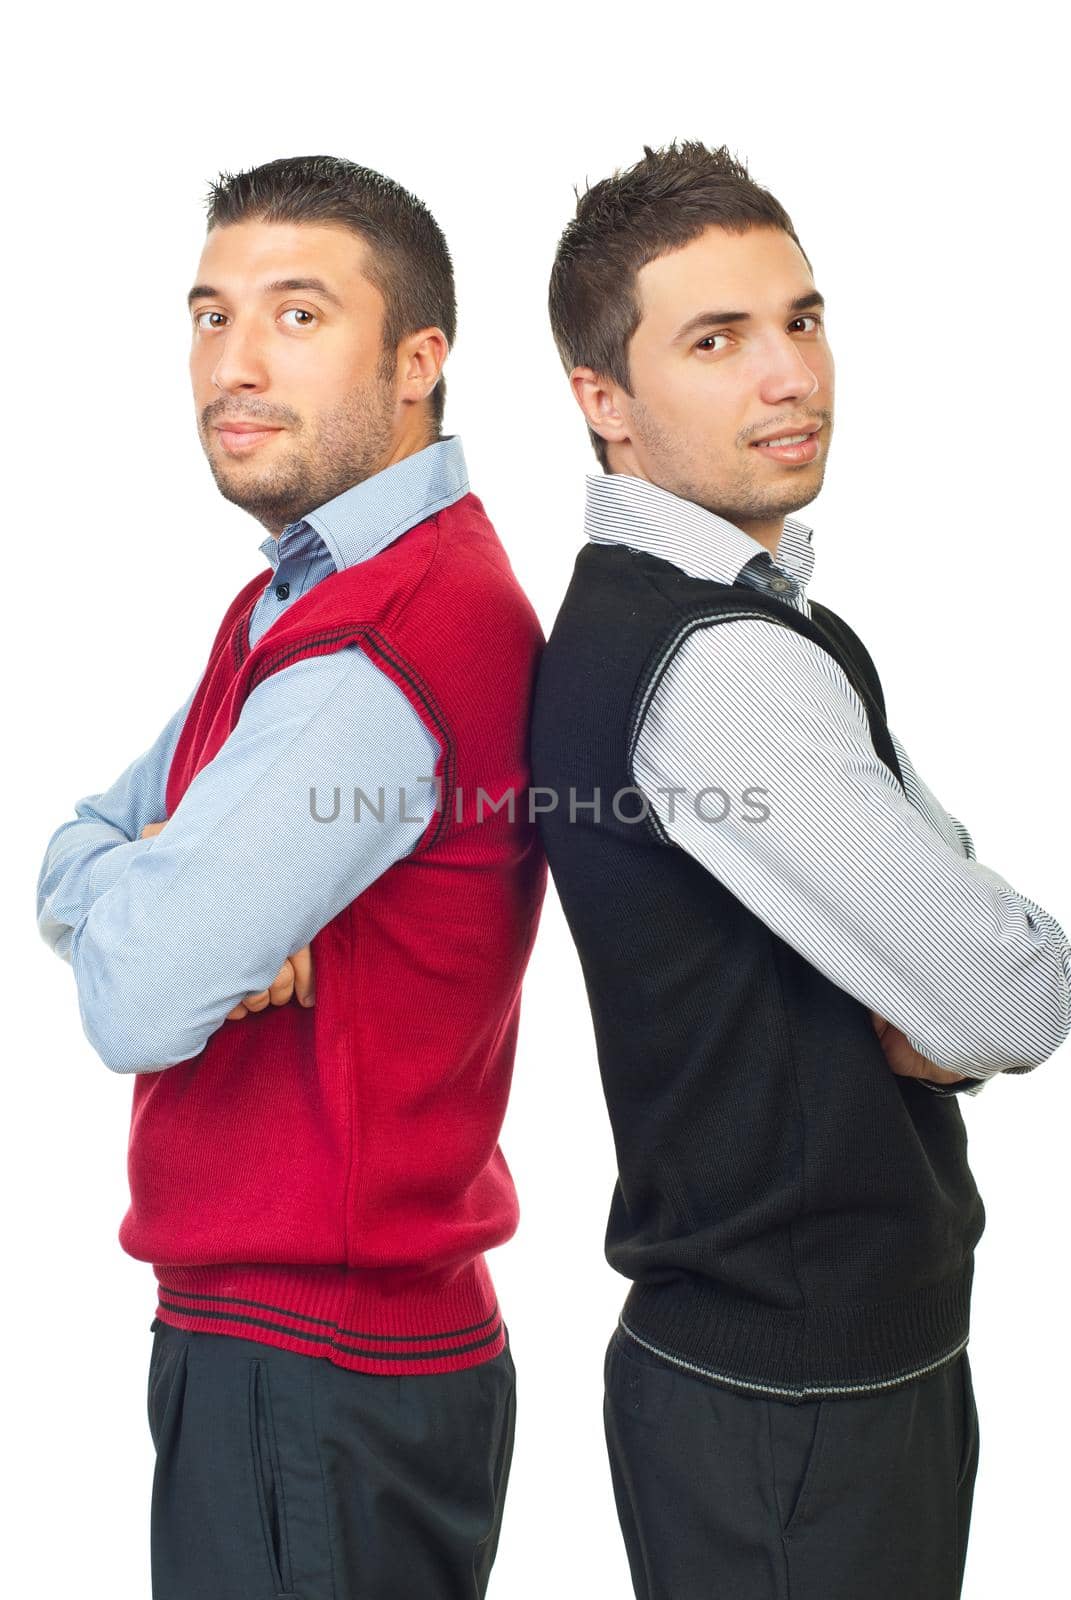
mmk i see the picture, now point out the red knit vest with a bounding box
[118,492,548,1374]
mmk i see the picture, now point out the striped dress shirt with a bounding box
[585,471,1071,1096]
[35,436,471,1071]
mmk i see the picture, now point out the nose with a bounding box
[209,320,269,394]
[755,332,820,408]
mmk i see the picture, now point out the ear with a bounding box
[570,366,630,450]
[398,326,449,405]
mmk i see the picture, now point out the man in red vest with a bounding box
[36,154,547,1599]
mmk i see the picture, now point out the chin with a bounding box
[770,464,826,510]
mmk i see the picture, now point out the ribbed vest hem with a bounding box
[152,1255,504,1375]
[620,1255,974,1402]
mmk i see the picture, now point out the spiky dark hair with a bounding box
[548,140,808,468]
[205,154,456,432]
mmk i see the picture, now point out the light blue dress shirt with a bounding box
[36,435,471,1073]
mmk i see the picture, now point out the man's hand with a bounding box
[225,944,315,1019]
[139,819,315,1017]
[869,1010,968,1085]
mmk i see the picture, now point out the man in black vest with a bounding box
[530,140,1071,1599]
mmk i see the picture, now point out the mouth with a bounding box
[215,425,284,455]
[749,425,822,465]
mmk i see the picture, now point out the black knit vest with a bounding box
[530,541,985,1401]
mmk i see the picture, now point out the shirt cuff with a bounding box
[916,1075,987,1097]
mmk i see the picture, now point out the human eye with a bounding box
[193,309,227,330]
[694,331,732,353]
[280,307,318,328]
[789,313,823,333]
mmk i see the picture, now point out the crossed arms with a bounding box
[36,645,440,1072]
[631,618,1071,1095]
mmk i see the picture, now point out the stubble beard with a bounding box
[630,399,832,527]
[204,369,398,531]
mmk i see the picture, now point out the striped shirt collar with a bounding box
[583,470,815,600]
[258,433,470,574]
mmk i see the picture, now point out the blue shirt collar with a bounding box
[258,433,470,574]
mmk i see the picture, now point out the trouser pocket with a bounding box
[957,1351,979,1491]
[147,1319,187,1454]
[248,1358,294,1594]
[767,1396,831,1540]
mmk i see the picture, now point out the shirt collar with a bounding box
[583,471,816,598]
[257,433,470,574]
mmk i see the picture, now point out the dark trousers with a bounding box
[146,1317,516,1599]
[604,1324,979,1599]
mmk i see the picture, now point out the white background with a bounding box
[8,2,1069,1594]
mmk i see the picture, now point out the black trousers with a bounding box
[604,1324,979,1599]
[146,1317,516,1599]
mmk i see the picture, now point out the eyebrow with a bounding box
[186,276,345,311]
[672,290,825,343]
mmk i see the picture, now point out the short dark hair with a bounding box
[548,140,810,470]
[204,154,456,433]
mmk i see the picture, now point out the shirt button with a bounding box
[275,582,290,600]
[769,575,794,593]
